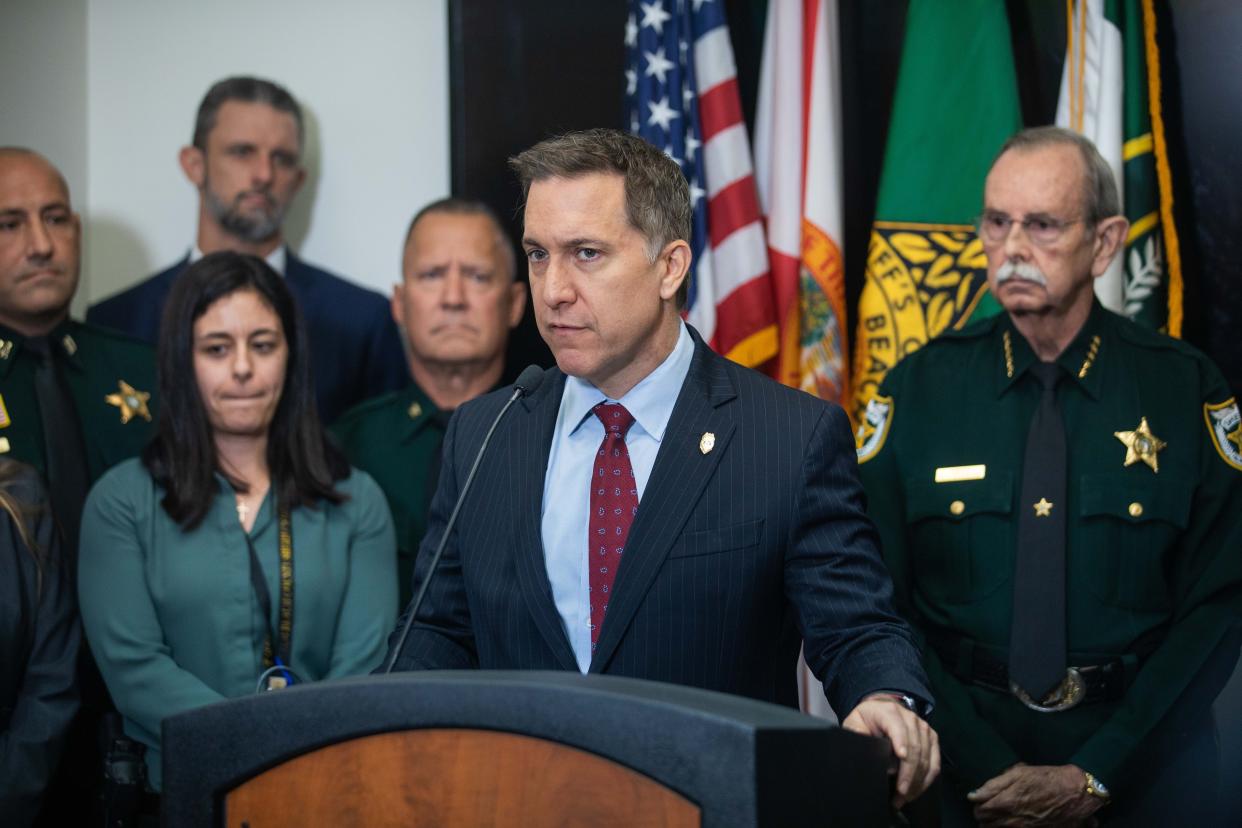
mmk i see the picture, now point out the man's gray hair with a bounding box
[509,128,692,308]
[993,126,1121,225]
[405,197,517,282]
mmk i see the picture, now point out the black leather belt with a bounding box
[928,633,1141,710]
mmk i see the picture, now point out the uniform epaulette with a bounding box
[72,319,156,352]
[935,312,1002,342]
[334,389,408,427]
[1109,311,1208,365]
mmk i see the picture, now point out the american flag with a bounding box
[625,0,778,369]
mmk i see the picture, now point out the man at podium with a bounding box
[384,129,939,806]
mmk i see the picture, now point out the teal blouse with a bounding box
[78,458,398,790]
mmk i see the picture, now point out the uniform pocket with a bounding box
[1079,472,1191,610]
[905,473,1015,604]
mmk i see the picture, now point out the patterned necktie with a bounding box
[588,402,638,651]
[1009,361,1068,701]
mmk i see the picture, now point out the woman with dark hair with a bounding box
[0,459,80,825]
[78,252,397,793]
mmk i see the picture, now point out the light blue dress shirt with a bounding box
[541,322,695,672]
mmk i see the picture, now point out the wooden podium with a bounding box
[161,671,894,826]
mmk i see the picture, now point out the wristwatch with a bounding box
[1083,770,1111,803]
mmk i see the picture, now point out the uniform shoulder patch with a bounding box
[855,394,893,464]
[1204,398,1242,471]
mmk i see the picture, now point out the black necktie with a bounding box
[1009,361,1067,702]
[27,336,91,555]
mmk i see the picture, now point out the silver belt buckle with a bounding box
[1010,667,1086,713]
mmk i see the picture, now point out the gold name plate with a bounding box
[934,464,986,483]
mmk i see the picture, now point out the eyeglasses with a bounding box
[976,211,1083,247]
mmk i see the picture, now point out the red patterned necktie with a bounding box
[588,402,638,651]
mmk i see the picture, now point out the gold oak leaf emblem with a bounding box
[1114,417,1166,473]
[105,380,152,424]
[1033,498,1053,517]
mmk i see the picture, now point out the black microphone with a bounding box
[383,365,545,673]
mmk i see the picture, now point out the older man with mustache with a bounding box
[87,76,408,423]
[857,127,1242,825]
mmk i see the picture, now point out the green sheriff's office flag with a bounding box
[849,0,1023,427]
[1057,0,1184,334]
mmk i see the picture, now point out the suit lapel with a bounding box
[589,338,737,672]
[508,369,580,671]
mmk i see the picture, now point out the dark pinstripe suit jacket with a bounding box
[388,330,931,715]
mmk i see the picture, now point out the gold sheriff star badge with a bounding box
[105,380,152,424]
[1114,417,1166,472]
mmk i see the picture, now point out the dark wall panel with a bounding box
[450,0,628,377]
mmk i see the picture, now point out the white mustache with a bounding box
[995,260,1048,286]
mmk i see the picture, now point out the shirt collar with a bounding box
[0,318,81,377]
[562,321,694,441]
[190,244,287,276]
[996,299,1108,400]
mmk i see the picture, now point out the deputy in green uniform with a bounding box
[0,148,157,823]
[0,147,156,552]
[857,128,1241,825]
[333,198,525,605]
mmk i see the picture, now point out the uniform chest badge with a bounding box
[1204,398,1242,471]
[855,395,893,464]
[1114,416,1166,473]
[105,380,152,424]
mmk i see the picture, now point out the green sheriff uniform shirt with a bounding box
[333,382,448,607]
[857,301,1242,800]
[77,459,398,790]
[0,318,157,484]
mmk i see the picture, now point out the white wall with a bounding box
[0,0,89,312]
[3,0,450,309]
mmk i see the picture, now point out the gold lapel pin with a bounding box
[699,432,715,455]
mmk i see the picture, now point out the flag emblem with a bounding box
[850,222,991,424]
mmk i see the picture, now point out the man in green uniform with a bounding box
[0,149,157,823]
[0,147,157,554]
[333,198,525,606]
[857,127,1241,825]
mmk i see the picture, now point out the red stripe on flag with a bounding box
[698,78,744,143]
[707,177,763,248]
[713,272,778,356]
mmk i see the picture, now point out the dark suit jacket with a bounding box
[0,463,80,825]
[87,252,408,423]
[389,331,931,715]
